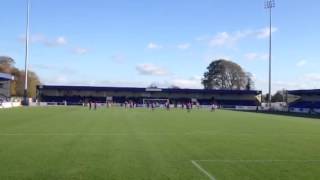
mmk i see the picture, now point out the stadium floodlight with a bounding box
[265,0,275,9]
[264,0,275,109]
[23,0,30,105]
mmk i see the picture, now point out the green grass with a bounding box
[1,107,320,180]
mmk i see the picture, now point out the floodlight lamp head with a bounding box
[265,0,275,9]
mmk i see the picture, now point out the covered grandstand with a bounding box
[0,72,14,101]
[288,89,320,114]
[37,85,262,109]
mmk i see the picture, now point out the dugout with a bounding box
[37,85,262,109]
[288,89,320,114]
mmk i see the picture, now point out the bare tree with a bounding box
[0,56,15,73]
[0,56,41,97]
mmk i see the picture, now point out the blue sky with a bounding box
[1,0,320,93]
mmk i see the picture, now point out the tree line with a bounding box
[0,56,40,98]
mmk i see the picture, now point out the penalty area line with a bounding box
[191,160,216,180]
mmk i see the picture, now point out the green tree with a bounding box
[202,59,253,90]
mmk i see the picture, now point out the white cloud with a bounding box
[209,30,251,47]
[245,53,258,60]
[147,42,162,49]
[30,63,77,74]
[41,77,158,88]
[296,60,307,67]
[19,34,68,47]
[273,81,304,90]
[44,36,68,47]
[202,27,278,48]
[41,75,71,85]
[245,52,268,61]
[136,63,169,76]
[177,43,191,50]
[304,73,320,81]
[170,76,202,89]
[255,72,320,93]
[40,75,203,89]
[272,77,320,91]
[30,64,53,70]
[22,34,46,43]
[55,37,67,45]
[204,54,232,63]
[256,27,278,39]
[209,32,233,47]
[72,47,89,55]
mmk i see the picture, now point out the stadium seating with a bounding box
[288,90,320,112]
[289,101,320,109]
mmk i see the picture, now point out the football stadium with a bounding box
[1,0,320,180]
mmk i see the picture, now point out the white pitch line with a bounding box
[191,160,216,180]
[191,160,320,180]
[0,132,184,136]
[0,132,218,136]
[0,132,320,136]
[196,160,320,163]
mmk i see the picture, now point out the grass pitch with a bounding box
[1,107,320,180]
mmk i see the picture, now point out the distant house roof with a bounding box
[0,72,14,81]
[288,89,320,96]
[37,85,262,95]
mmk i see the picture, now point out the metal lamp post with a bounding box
[23,0,30,105]
[265,0,275,109]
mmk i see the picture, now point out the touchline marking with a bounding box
[0,133,171,136]
[191,160,320,180]
[0,132,219,136]
[191,160,216,180]
[0,132,320,136]
[196,160,320,163]
[0,132,190,136]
